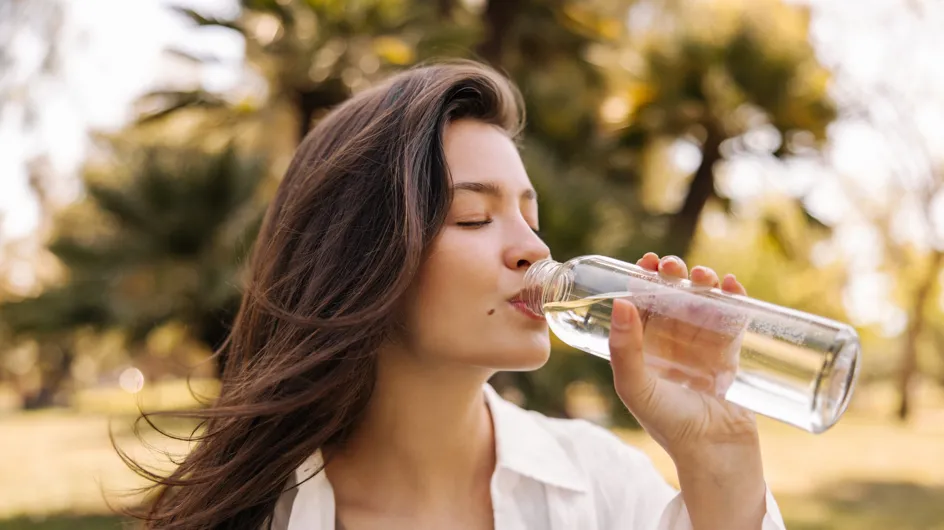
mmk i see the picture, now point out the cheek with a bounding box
[401,233,502,349]
[413,234,500,316]
[401,234,551,369]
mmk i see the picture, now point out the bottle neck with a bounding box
[523,258,563,315]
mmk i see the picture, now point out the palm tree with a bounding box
[131,0,839,423]
[611,3,836,258]
[153,0,476,142]
[0,144,267,405]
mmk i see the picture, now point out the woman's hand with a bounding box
[610,252,756,455]
[610,253,768,529]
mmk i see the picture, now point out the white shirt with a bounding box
[271,384,786,529]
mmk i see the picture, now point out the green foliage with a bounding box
[4,0,844,421]
[1,144,267,377]
[496,1,838,418]
[605,3,836,260]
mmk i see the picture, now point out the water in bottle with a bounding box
[524,255,860,434]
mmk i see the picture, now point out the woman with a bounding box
[127,60,786,529]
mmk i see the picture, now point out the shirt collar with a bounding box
[483,384,589,492]
[289,385,591,501]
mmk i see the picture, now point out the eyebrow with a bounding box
[452,181,537,201]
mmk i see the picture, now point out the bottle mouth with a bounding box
[523,259,561,314]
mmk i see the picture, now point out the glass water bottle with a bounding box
[524,255,861,434]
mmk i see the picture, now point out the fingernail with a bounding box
[660,256,680,270]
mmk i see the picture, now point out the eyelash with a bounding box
[457,220,492,228]
[457,220,542,236]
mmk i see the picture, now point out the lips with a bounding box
[508,294,545,321]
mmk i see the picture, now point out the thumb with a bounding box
[609,299,655,410]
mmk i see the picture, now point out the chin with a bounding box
[483,336,552,371]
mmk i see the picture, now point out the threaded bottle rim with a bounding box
[523,258,561,315]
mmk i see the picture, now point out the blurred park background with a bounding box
[2,0,944,528]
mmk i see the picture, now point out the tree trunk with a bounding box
[23,342,74,410]
[476,0,523,66]
[294,80,350,144]
[897,249,943,420]
[664,121,724,258]
[437,0,454,19]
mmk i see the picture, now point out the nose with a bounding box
[503,221,551,271]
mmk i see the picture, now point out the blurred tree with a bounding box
[607,0,836,259]
[836,92,944,420]
[155,0,616,181]
[0,0,66,221]
[819,0,944,418]
[34,0,840,425]
[134,0,841,425]
[874,100,944,423]
[0,0,90,407]
[150,0,628,418]
[482,0,839,423]
[151,0,479,143]
[0,144,267,406]
[898,248,943,418]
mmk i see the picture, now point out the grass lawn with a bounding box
[616,412,944,530]
[2,380,943,528]
[777,482,944,530]
[0,515,125,530]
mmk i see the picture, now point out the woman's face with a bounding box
[399,119,552,371]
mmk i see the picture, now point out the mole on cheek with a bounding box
[487,309,496,315]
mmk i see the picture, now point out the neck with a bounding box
[326,346,497,512]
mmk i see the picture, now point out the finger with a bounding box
[722,274,747,295]
[636,252,660,272]
[658,255,688,280]
[690,266,721,288]
[609,299,655,409]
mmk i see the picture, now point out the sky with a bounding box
[1,0,943,331]
[0,0,242,240]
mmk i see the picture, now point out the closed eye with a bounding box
[457,220,492,228]
[456,220,541,235]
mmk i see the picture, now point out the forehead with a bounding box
[442,119,532,190]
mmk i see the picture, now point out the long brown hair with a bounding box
[118,60,524,528]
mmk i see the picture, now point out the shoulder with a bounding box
[505,404,680,526]
[533,412,662,480]
[486,385,671,492]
